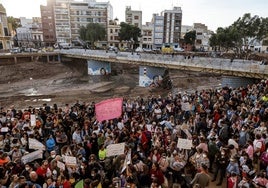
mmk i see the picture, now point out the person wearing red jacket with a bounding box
[150,162,164,186]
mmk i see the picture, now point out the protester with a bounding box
[0,79,267,188]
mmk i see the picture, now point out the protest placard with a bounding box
[177,138,193,150]
[29,138,46,151]
[21,150,43,164]
[63,155,77,166]
[95,98,123,122]
[30,114,36,127]
[106,143,125,157]
[181,102,191,111]
[1,127,8,132]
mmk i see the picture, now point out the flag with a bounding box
[95,98,123,122]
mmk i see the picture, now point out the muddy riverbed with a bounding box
[0,61,221,109]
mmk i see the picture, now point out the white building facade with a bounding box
[125,6,142,29]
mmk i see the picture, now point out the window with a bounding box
[110,29,113,33]
[134,16,139,20]
[4,28,9,36]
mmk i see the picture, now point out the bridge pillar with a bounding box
[58,54,61,62]
[47,55,49,63]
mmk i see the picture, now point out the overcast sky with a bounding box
[1,0,267,31]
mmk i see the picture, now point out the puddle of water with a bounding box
[25,98,51,102]
[20,88,41,96]
[38,98,51,102]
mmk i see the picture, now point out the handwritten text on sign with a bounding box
[177,138,193,150]
[106,143,125,157]
[63,155,77,166]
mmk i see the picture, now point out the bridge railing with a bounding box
[60,49,268,77]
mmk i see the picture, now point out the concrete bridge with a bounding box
[0,49,267,79]
[60,49,268,79]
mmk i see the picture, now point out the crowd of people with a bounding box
[0,78,268,188]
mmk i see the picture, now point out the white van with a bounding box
[55,43,71,49]
[10,47,21,54]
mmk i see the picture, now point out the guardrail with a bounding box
[59,49,268,79]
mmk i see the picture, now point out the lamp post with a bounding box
[130,37,134,55]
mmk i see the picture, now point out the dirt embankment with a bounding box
[0,61,221,109]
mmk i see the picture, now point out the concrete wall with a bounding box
[221,76,259,88]
[61,57,88,76]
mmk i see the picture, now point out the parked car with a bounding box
[108,46,118,52]
[173,47,184,52]
[54,43,71,49]
[41,47,54,52]
[10,47,21,54]
[135,47,143,52]
[24,48,38,53]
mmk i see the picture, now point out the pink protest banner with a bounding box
[95,98,123,122]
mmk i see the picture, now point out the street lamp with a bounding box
[130,37,134,54]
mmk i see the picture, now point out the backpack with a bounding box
[260,152,268,165]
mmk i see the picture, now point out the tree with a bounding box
[210,27,242,52]
[7,17,21,47]
[78,23,106,48]
[210,13,268,56]
[184,30,196,45]
[7,16,21,31]
[118,22,141,44]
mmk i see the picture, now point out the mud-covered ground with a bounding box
[0,61,221,109]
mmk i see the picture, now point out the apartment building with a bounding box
[107,19,121,48]
[193,23,211,51]
[181,25,193,39]
[41,0,112,45]
[152,14,164,49]
[141,22,153,49]
[53,0,72,43]
[40,0,57,46]
[162,7,182,44]
[0,4,12,50]
[125,6,142,29]
[70,0,112,40]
